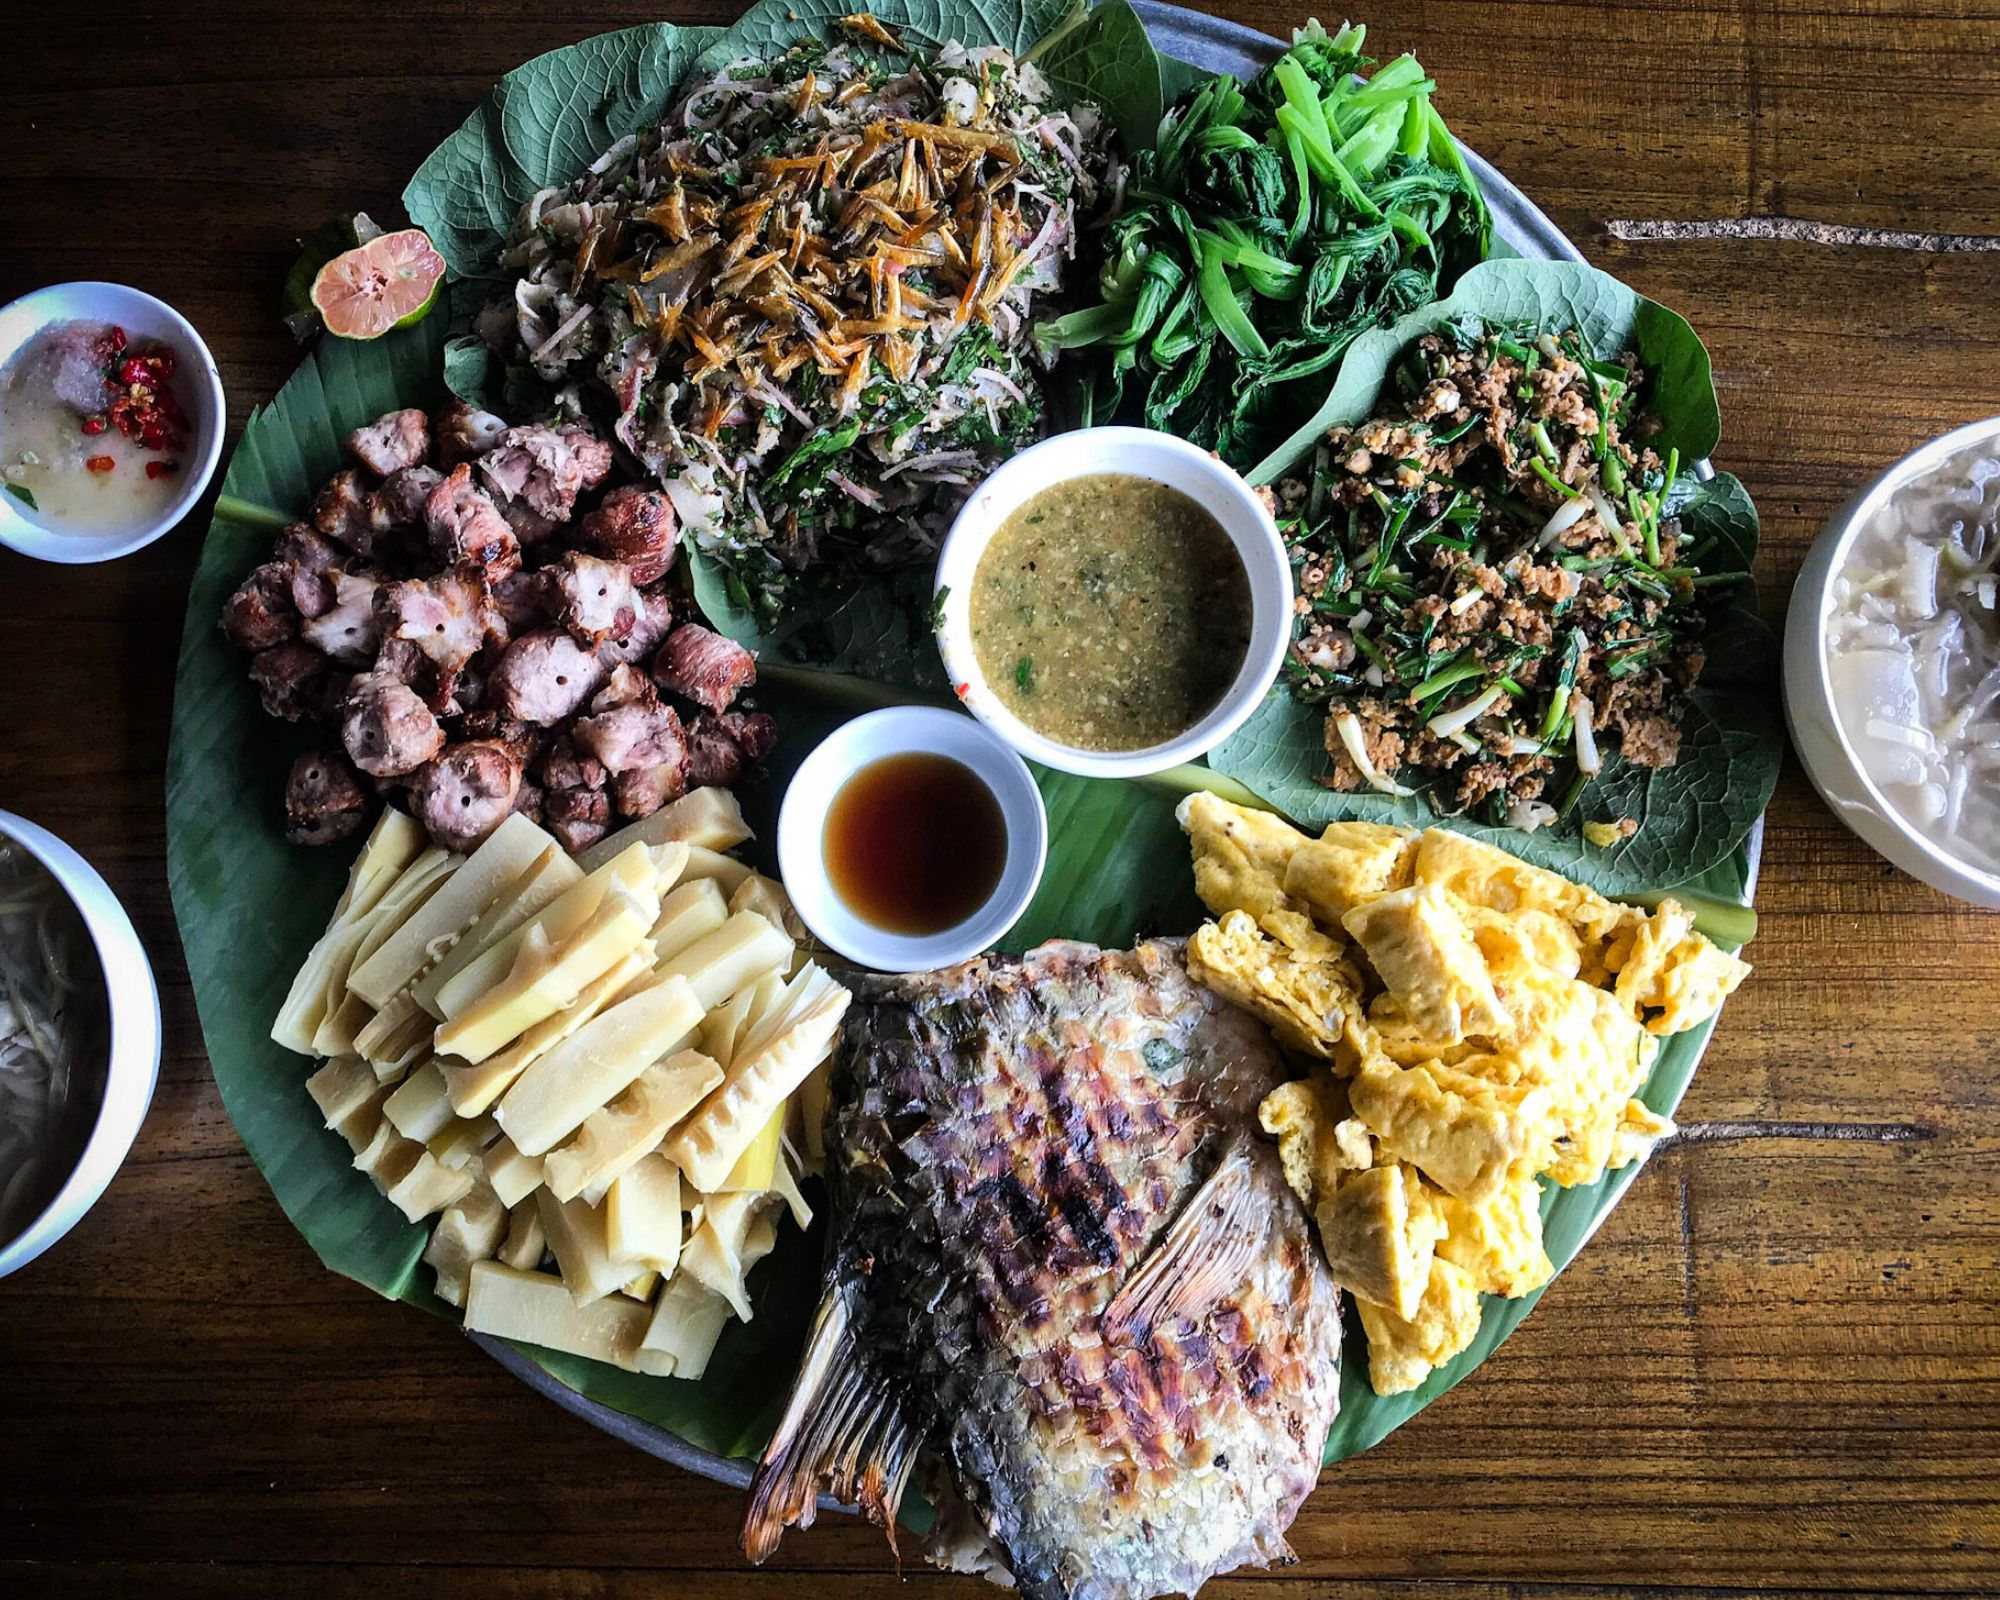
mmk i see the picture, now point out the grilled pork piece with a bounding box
[339,670,446,778]
[685,709,775,789]
[436,400,508,467]
[220,562,300,651]
[746,940,1342,1600]
[478,423,613,524]
[346,408,431,477]
[283,750,371,846]
[574,484,677,583]
[425,464,520,579]
[408,740,525,851]
[652,623,755,712]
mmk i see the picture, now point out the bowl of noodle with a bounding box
[0,812,160,1277]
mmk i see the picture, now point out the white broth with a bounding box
[0,319,191,537]
[1827,436,2000,873]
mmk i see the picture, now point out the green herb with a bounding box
[1016,656,1034,692]
[1032,22,1490,467]
[5,484,37,512]
[924,585,950,632]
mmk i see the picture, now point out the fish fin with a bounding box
[743,1277,922,1564]
[1101,1138,1265,1347]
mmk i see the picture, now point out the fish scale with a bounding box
[745,939,1343,1600]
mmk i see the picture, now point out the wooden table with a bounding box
[4,2,1997,1595]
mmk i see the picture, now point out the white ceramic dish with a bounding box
[0,811,162,1278]
[931,425,1292,779]
[0,281,226,565]
[1783,412,2000,908]
[776,706,1048,971]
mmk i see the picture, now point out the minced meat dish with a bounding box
[1274,320,1735,828]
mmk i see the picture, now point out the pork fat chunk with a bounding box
[408,740,525,851]
[425,463,520,579]
[651,623,756,712]
[487,630,604,725]
[544,552,640,646]
[339,670,447,778]
[345,408,431,477]
[300,572,382,667]
[283,750,371,846]
[220,562,300,651]
[434,400,508,468]
[310,468,380,559]
[574,485,677,583]
[249,642,330,723]
[477,423,613,524]
[375,565,498,673]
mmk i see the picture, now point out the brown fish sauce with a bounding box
[823,752,1007,935]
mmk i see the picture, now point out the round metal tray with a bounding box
[472,0,1619,1491]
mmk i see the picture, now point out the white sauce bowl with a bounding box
[777,706,1048,972]
[1783,412,2000,907]
[0,281,227,565]
[932,426,1293,778]
[0,811,162,1278]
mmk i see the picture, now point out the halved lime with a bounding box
[310,229,447,340]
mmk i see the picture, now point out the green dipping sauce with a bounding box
[968,472,1253,752]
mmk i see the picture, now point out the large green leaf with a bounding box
[402,22,725,279]
[1208,472,1779,898]
[1247,257,1721,485]
[170,6,1760,1489]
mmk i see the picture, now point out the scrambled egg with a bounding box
[1182,798,1751,1396]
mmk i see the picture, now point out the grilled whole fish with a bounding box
[744,939,1342,1600]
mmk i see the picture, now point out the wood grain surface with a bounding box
[3,2,1997,1595]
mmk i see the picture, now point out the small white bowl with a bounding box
[777,706,1048,971]
[932,426,1293,779]
[0,811,162,1278]
[1783,412,2000,908]
[0,281,226,565]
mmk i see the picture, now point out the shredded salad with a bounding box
[478,18,1113,621]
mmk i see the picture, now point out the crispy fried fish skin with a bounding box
[746,940,1343,1600]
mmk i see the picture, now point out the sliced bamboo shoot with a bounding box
[498,1197,547,1271]
[273,810,427,1050]
[658,911,791,1011]
[428,1112,500,1172]
[712,1105,784,1194]
[620,1270,660,1301]
[484,1135,547,1209]
[438,949,652,1117]
[543,1049,723,1203]
[697,978,760,1068]
[354,993,432,1073]
[306,1055,381,1130]
[464,1261,649,1372]
[680,845,755,896]
[347,813,548,1007]
[383,1059,455,1143]
[313,990,377,1062]
[349,848,458,972]
[424,1181,506,1307]
[536,1190,637,1307]
[435,889,657,1065]
[664,966,849,1192]
[494,975,705,1156]
[435,843,662,1020]
[729,873,803,944]
[680,1191,779,1321]
[578,787,751,867]
[411,844,583,1018]
[648,878,729,964]
[635,1273,733,1378]
[604,1154,682,1274]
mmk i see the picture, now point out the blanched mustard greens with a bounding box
[969,474,1252,750]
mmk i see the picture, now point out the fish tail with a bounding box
[743,1279,922,1564]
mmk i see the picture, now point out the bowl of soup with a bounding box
[1785,414,2000,906]
[932,427,1293,779]
[0,812,162,1277]
[0,282,226,564]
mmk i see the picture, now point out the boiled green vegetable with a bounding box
[1036,20,1490,466]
